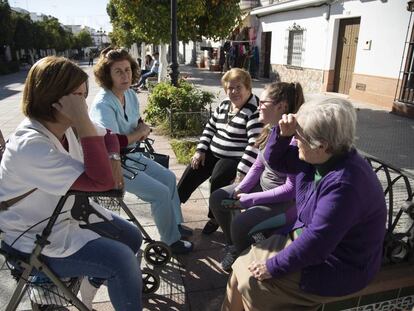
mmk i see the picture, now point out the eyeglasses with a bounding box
[294,126,316,148]
[259,100,275,106]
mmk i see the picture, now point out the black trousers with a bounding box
[209,183,294,253]
[177,149,239,219]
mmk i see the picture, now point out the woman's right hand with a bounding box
[53,94,97,138]
[279,113,297,137]
[53,94,89,124]
[191,151,205,170]
[233,188,243,199]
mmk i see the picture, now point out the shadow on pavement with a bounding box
[0,88,20,101]
[0,69,29,101]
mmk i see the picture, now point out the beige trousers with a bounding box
[226,235,336,311]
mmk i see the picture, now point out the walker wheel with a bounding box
[144,241,171,266]
[142,268,160,294]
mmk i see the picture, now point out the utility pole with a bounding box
[169,0,179,86]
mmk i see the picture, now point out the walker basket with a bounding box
[93,196,122,213]
[27,276,82,306]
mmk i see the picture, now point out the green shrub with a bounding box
[170,139,198,165]
[144,80,215,137]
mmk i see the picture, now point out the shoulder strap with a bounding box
[0,188,37,211]
[0,128,37,212]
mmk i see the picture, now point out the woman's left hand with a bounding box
[248,260,272,281]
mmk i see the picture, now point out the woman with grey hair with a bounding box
[222,98,387,311]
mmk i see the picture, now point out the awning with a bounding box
[250,0,332,17]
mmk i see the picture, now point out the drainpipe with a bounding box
[320,0,338,92]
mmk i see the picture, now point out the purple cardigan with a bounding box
[263,127,387,297]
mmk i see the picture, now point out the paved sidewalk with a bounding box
[1,62,414,311]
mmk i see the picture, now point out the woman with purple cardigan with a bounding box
[222,98,387,311]
[209,82,304,272]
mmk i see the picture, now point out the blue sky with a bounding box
[8,0,112,32]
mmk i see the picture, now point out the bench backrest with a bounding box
[364,155,414,265]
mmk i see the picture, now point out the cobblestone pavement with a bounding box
[0,62,413,311]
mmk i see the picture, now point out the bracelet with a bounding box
[108,152,121,161]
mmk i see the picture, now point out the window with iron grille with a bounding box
[397,11,414,106]
[286,23,305,67]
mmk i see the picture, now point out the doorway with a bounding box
[261,32,272,78]
[334,17,360,94]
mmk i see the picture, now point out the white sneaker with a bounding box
[79,278,99,310]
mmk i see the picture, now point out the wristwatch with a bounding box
[108,152,121,161]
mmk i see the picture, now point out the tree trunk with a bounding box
[141,42,146,70]
[159,44,168,82]
[190,41,197,66]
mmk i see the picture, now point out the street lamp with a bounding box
[169,0,179,86]
[97,27,106,49]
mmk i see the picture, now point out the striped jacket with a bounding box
[196,94,263,174]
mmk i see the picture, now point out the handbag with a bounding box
[142,139,170,169]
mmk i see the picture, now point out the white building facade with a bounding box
[251,0,413,117]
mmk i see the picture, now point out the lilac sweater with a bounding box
[263,127,387,297]
[235,145,296,208]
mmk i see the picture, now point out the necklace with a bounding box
[227,103,239,124]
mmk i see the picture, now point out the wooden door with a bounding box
[334,18,360,94]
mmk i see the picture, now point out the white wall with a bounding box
[178,41,194,64]
[260,5,330,69]
[333,0,410,78]
[259,0,410,79]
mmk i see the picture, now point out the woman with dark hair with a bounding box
[141,54,153,75]
[0,56,143,311]
[90,47,193,254]
[209,82,304,272]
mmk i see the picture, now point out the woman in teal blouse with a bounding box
[90,47,193,254]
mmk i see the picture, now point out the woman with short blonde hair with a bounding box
[178,68,263,234]
[221,67,252,93]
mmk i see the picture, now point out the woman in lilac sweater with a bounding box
[222,98,386,311]
[209,82,304,272]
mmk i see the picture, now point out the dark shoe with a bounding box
[178,224,193,238]
[202,219,219,235]
[170,240,193,255]
[220,245,238,272]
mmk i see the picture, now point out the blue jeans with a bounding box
[137,71,156,87]
[124,153,182,245]
[3,214,143,311]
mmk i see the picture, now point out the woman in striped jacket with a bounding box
[177,68,263,234]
